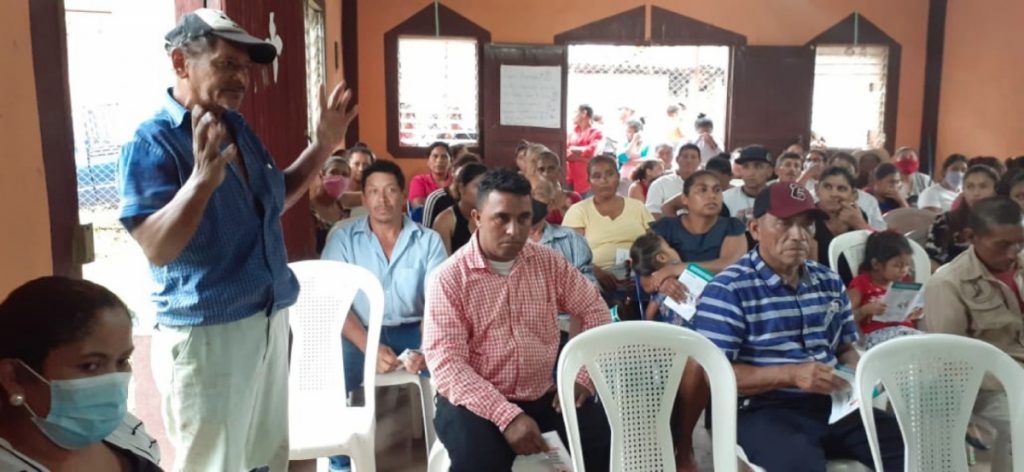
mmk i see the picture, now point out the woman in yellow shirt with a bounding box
[563,154,654,297]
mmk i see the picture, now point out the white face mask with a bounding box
[944,170,965,189]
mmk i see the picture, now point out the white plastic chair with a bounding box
[377,370,436,453]
[288,260,385,472]
[556,321,739,471]
[882,207,938,247]
[856,334,1024,471]
[427,441,553,472]
[828,229,931,284]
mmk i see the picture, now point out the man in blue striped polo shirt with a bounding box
[693,182,904,471]
[118,9,357,472]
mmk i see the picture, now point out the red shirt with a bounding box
[409,173,451,204]
[565,125,604,194]
[993,269,1024,313]
[848,272,914,334]
[423,234,609,430]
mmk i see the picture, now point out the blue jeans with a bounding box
[330,322,427,470]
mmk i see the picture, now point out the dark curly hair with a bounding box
[0,277,129,373]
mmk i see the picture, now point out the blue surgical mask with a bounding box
[18,361,130,450]
[945,170,965,189]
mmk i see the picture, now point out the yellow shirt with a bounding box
[562,197,654,274]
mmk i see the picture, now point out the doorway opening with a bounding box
[66,0,176,334]
[566,44,731,154]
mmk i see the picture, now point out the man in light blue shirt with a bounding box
[529,199,596,285]
[321,159,446,471]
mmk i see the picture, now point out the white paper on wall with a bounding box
[499,65,562,128]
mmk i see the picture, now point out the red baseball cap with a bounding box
[753,182,827,220]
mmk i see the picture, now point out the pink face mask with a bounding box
[322,175,350,200]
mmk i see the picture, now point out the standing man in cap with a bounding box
[117,8,357,471]
[691,182,905,471]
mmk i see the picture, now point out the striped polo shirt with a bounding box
[694,249,859,376]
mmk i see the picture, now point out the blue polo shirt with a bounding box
[693,249,858,395]
[117,89,299,327]
[321,215,447,327]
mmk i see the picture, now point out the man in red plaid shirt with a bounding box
[424,169,611,471]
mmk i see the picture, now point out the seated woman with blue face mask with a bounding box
[0,277,160,471]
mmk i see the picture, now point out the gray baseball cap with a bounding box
[165,8,277,64]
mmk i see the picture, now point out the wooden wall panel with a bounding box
[481,44,567,171]
[219,0,316,260]
[728,46,816,154]
[29,0,79,277]
[650,5,746,46]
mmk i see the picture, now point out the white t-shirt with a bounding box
[857,189,888,229]
[916,183,958,212]
[723,186,758,223]
[645,173,685,215]
[487,258,514,277]
[689,136,722,164]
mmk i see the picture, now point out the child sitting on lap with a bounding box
[630,232,690,327]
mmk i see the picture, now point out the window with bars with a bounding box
[304,0,326,141]
[566,44,731,149]
[397,36,479,148]
[811,44,889,150]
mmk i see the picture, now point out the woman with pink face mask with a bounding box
[893,146,933,206]
[311,154,352,253]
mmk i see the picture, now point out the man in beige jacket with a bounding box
[924,196,1024,472]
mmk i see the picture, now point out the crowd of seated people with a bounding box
[14,113,1024,472]
[10,10,1024,471]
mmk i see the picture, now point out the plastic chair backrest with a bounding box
[557,322,738,472]
[856,334,1024,472]
[882,208,937,247]
[827,229,931,284]
[288,260,385,418]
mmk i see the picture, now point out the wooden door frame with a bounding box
[29,0,79,278]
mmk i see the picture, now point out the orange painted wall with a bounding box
[0,0,53,298]
[353,0,930,179]
[936,0,1024,162]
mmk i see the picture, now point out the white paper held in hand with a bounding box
[875,282,924,323]
[828,366,859,424]
[829,365,884,424]
[519,431,574,471]
[661,264,714,322]
[396,349,421,364]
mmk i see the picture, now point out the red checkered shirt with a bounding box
[424,234,609,431]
